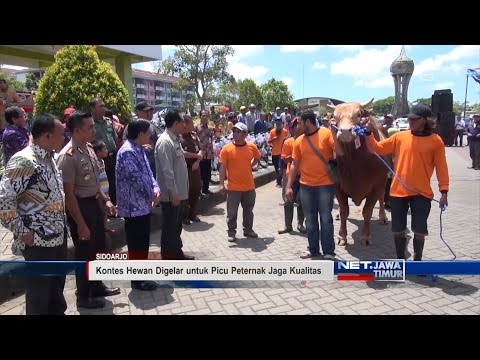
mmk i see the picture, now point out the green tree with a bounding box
[411,97,431,107]
[372,96,395,115]
[0,71,26,91]
[210,75,239,108]
[237,79,263,110]
[259,78,295,113]
[158,45,234,110]
[35,45,132,123]
[25,72,41,91]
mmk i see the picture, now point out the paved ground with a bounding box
[1,146,479,315]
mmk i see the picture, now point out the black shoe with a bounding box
[297,224,307,233]
[131,281,157,291]
[190,216,201,222]
[182,219,192,225]
[181,254,195,260]
[76,297,106,309]
[91,285,121,297]
[244,230,258,238]
[202,189,212,195]
[278,227,293,234]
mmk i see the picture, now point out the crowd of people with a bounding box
[0,86,472,315]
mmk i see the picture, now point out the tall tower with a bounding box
[390,46,414,117]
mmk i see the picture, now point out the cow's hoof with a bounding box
[361,236,372,246]
[378,216,389,225]
[337,236,347,246]
[335,212,340,221]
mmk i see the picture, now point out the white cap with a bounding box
[233,122,248,133]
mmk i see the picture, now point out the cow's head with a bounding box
[327,99,374,144]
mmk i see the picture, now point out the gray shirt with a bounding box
[155,128,188,202]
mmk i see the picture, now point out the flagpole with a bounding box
[463,74,469,121]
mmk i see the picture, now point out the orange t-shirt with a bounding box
[268,128,289,156]
[367,131,449,199]
[219,141,261,191]
[281,137,295,176]
[292,128,336,186]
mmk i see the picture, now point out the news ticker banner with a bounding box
[1,260,479,282]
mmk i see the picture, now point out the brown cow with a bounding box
[327,99,389,246]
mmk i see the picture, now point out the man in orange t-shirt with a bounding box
[268,118,289,187]
[279,117,306,234]
[365,104,449,261]
[219,122,261,242]
[286,110,336,260]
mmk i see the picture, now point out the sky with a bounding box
[133,45,480,106]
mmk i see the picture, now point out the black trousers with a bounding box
[272,155,282,185]
[104,153,117,205]
[160,200,187,255]
[124,215,151,260]
[125,214,151,287]
[454,130,464,146]
[200,159,212,192]
[22,238,67,315]
[68,197,106,299]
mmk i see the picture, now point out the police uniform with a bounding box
[181,131,202,221]
[56,139,117,303]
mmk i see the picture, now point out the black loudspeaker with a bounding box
[431,89,453,114]
[435,111,456,146]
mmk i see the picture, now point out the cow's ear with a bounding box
[361,98,374,109]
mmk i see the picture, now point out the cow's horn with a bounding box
[361,98,374,108]
[326,100,336,110]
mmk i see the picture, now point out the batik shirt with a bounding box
[0,144,67,254]
[195,123,213,160]
[2,124,30,164]
[115,140,160,218]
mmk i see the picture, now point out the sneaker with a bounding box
[227,234,236,242]
[323,254,336,261]
[244,230,258,238]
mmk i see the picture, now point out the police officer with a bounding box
[57,111,120,309]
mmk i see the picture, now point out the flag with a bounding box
[467,68,480,85]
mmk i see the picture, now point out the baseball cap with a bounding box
[249,103,256,108]
[275,107,281,110]
[407,104,432,119]
[64,107,76,116]
[135,101,154,112]
[227,112,235,119]
[240,105,247,111]
[384,113,395,119]
[233,122,248,133]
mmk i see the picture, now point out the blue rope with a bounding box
[331,123,456,261]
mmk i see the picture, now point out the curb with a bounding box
[0,168,276,303]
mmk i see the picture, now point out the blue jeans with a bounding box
[299,184,336,256]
